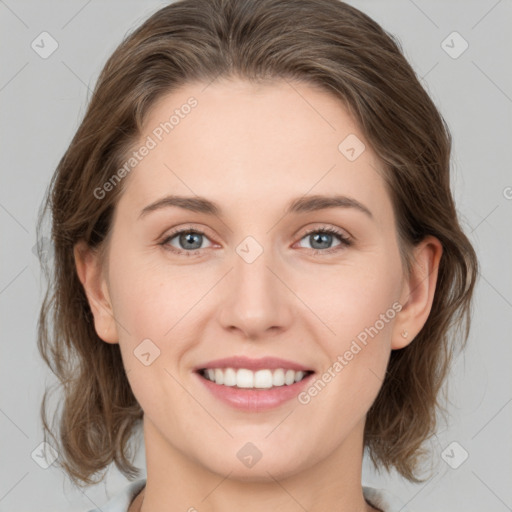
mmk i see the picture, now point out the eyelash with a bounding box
[159,226,352,257]
[297,227,352,255]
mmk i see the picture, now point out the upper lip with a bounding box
[195,356,314,372]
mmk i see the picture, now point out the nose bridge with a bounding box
[218,234,291,336]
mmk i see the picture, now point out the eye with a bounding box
[160,228,214,256]
[296,226,352,255]
[160,225,352,257]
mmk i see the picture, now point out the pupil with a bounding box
[312,233,331,249]
[181,232,201,250]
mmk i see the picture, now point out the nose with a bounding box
[217,242,294,340]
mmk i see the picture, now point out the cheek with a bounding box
[108,246,203,338]
[315,260,402,348]
[107,258,202,417]
[107,251,213,401]
[305,255,402,403]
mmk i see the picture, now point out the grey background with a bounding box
[1,0,511,510]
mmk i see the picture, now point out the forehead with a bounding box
[117,78,392,223]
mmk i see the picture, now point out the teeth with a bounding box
[224,368,237,386]
[214,368,224,385]
[294,371,305,382]
[201,368,310,388]
[273,368,285,386]
[237,369,254,388]
[254,369,272,389]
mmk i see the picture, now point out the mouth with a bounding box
[197,367,315,389]
[194,357,316,411]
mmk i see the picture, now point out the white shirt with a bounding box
[86,478,413,512]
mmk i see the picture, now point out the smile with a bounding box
[199,367,313,389]
[194,356,316,411]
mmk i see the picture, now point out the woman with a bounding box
[36,0,478,511]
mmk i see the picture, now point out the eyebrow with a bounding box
[138,194,373,220]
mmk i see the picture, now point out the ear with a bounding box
[392,235,443,350]
[74,240,119,344]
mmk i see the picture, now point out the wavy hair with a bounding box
[36,0,478,487]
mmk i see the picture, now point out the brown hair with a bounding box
[36,0,478,487]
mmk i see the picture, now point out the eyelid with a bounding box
[160,223,216,241]
[298,224,352,241]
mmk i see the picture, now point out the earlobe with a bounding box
[74,241,119,344]
[392,235,443,350]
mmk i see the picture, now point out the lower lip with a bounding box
[195,371,314,411]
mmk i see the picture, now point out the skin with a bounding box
[75,78,442,512]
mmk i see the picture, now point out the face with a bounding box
[88,78,411,480]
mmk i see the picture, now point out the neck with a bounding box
[134,417,378,512]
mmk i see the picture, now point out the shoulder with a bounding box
[363,485,413,512]
[86,478,147,512]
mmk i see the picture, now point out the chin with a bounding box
[210,458,309,483]
[190,439,316,482]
